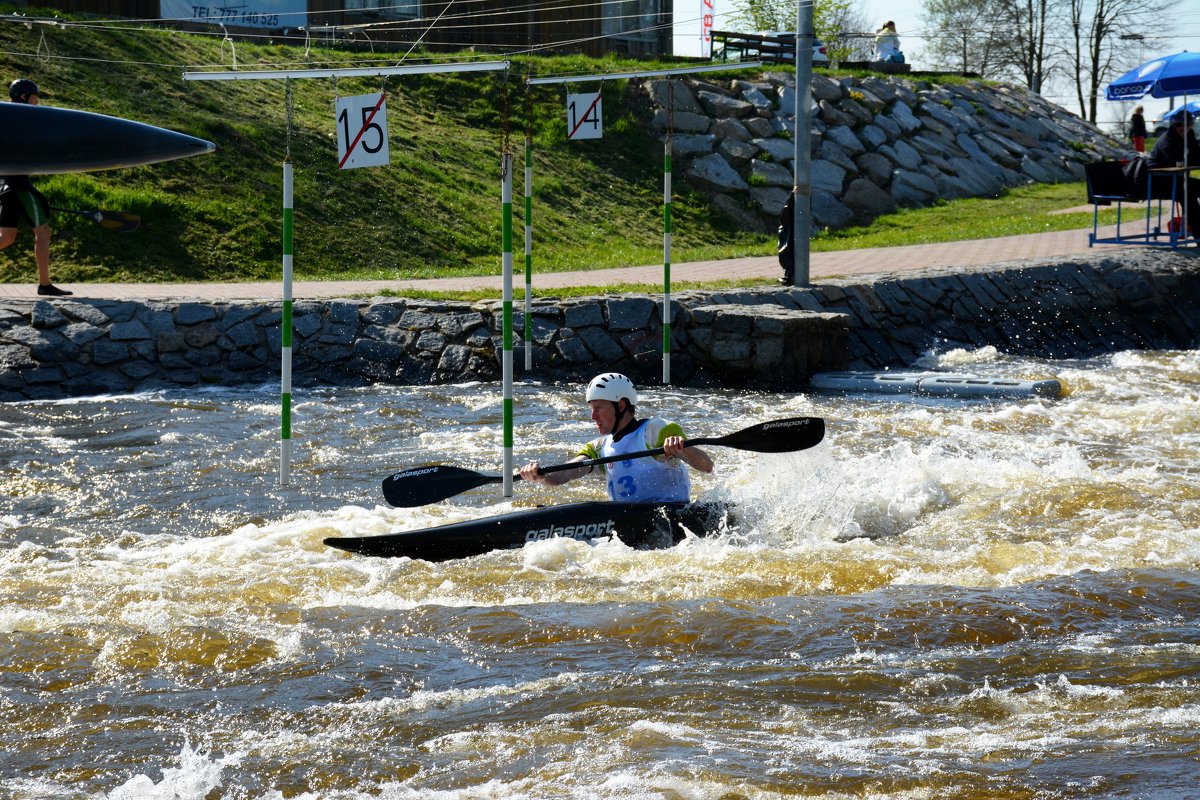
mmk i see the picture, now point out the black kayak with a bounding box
[0,103,215,174]
[324,500,731,562]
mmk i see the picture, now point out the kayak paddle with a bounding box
[382,416,825,508]
[51,206,140,233]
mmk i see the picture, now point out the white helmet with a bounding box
[585,372,637,405]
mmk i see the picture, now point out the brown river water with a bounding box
[1,346,1198,799]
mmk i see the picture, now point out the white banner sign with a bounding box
[567,92,603,141]
[701,0,715,59]
[160,0,306,29]
[336,93,391,170]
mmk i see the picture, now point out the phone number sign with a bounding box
[160,0,306,28]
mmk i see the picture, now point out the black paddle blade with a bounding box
[91,210,140,233]
[706,416,824,453]
[382,464,503,508]
[51,206,141,233]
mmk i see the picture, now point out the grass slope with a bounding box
[0,9,1114,287]
[0,10,770,284]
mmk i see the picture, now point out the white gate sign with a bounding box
[567,92,603,140]
[336,93,390,170]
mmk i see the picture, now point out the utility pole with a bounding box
[790,0,814,286]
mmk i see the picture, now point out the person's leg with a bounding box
[33,223,50,285]
[0,227,16,251]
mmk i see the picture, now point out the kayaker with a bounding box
[518,372,713,502]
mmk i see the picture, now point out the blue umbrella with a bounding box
[1107,51,1200,100]
[1107,51,1198,242]
[1161,101,1200,121]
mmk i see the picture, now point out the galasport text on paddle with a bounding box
[382,416,825,507]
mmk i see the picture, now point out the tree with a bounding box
[922,0,1005,77]
[994,0,1055,93]
[825,3,872,62]
[1067,0,1170,122]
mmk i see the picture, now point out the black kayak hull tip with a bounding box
[0,104,215,174]
[324,500,732,562]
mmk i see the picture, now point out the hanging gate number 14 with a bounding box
[567,92,603,141]
[336,92,391,170]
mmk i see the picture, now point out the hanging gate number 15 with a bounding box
[336,93,391,170]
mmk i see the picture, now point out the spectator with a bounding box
[1147,112,1200,237]
[777,192,794,285]
[1130,105,1148,153]
[875,22,904,63]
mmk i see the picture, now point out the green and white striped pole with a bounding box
[280,158,294,485]
[502,151,515,497]
[662,135,672,385]
[524,133,533,372]
[525,64,763,389]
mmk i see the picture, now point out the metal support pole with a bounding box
[791,1,815,286]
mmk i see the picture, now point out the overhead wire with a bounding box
[0,0,684,71]
[0,4,686,75]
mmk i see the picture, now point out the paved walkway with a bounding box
[1,225,1126,302]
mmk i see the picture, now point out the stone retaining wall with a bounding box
[673,249,1200,371]
[2,249,1198,401]
[642,72,1126,232]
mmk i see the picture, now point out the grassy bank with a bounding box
[0,11,774,285]
[0,8,1116,288]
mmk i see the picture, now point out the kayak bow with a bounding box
[0,104,215,174]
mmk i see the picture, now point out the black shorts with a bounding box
[0,187,50,228]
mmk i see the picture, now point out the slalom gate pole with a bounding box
[181,62,513,487]
[524,65,764,386]
[280,158,294,485]
[662,127,672,384]
[502,152,515,497]
[524,133,533,372]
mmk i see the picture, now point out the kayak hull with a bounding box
[0,104,215,174]
[324,500,731,561]
[810,371,1062,399]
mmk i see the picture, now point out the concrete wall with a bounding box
[2,249,1198,402]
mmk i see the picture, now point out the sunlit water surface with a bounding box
[2,347,1199,799]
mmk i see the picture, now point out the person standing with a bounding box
[518,372,713,503]
[776,192,795,286]
[1130,105,1148,153]
[0,79,71,297]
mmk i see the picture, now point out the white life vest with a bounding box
[599,418,691,503]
